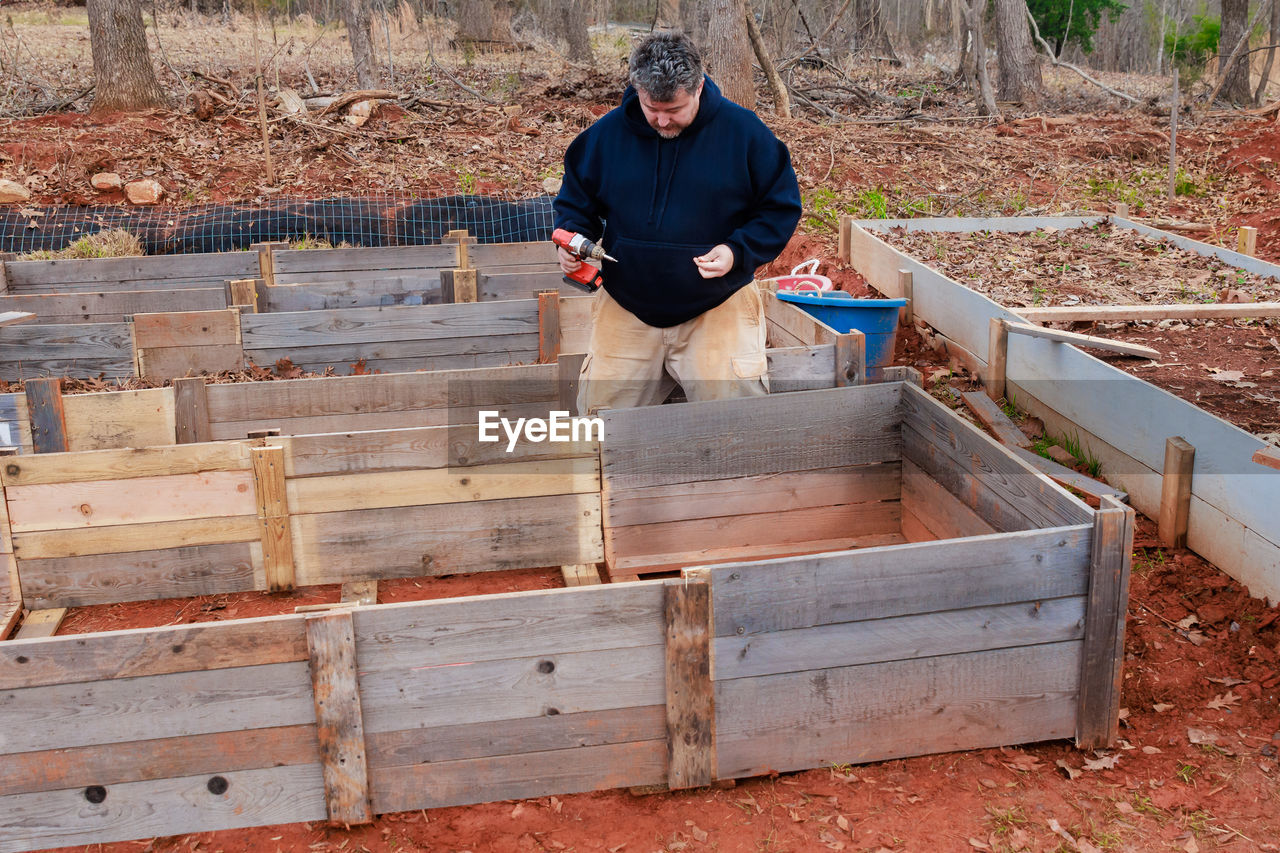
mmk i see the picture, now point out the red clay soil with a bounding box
[37,512,1280,853]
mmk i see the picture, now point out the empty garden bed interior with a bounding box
[0,381,1131,853]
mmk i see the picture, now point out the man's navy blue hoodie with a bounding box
[553,77,802,328]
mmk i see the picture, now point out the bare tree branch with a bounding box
[1025,6,1140,104]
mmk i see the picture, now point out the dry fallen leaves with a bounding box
[1082,753,1120,771]
[1206,691,1242,710]
[1056,759,1083,780]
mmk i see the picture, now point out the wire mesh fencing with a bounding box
[0,192,557,256]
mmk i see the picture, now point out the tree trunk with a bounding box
[1218,0,1253,104]
[554,0,593,61]
[852,0,897,60]
[993,0,1041,104]
[456,0,515,45]
[1255,0,1280,104]
[954,0,973,83]
[705,0,756,109]
[962,0,997,115]
[87,0,168,114]
[340,0,378,88]
[654,0,681,29]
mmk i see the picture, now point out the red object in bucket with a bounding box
[771,259,833,293]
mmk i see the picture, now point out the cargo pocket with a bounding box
[731,353,768,379]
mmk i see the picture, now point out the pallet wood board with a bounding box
[265,276,442,311]
[5,253,259,292]
[0,288,229,324]
[0,322,135,379]
[899,458,996,540]
[61,387,176,452]
[272,245,457,276]
[240,300,539,347]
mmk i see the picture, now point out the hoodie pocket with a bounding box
[607,236,717,290]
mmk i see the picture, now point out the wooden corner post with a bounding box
[251,445,296,592]
[252,241,288,289]
[442,230,479,304]
[835,331,866,387]
[664,576,714,790]
[986,317,1008,402]
[898,268,914,327]
[173,377,212,444]
[306,609,373,825]
[25,378,68,454]
[837,214,853,263]
[1158,436,1195,549]
[1076,495,1135,749]
[538,289,562,364]
[1238,226,1258,257]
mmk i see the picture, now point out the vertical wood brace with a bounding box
[898,268,914,327]
[834,332,866,387]
[1076,496,1135,749]
[306,609,373,825]
[1237,226,1258,257]
[558,352,586,417]
[173,377,212,444]
[1158,436,1195,550]
[253,242,287,288]
[440,269,478,304]
[0,254,11,295]
[664,576,713,790]
[252,445,295,592]
[538,289,562,364]
[25,378,68,454]
[443,229,477,270]
[1114,202,1129,220]
[229,278,266,313]
[837,214,853,262]
[986,317,1008,402]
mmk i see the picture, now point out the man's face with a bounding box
[637,81,703,139]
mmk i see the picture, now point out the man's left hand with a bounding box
[693,244,734,279]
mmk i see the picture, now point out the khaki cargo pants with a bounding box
[576,283,769,415]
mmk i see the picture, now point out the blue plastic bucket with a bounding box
[775,291,908,367]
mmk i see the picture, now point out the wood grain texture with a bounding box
[0,764,327,853]
[137,342,245,380]
[714,596,1085,681]
[18,542,257,610]
[0,612,308,690]
[601,383,901,489]
[0,441,251,487]
[702,524,1092,638]
[766,344,837,392]
[290,493,602,585]
[1159,436,1195,550]
[1017,302,1280,322]
[367,705,665,769]
[24,378,67,454]
[961,390,1032,448]
[252,445,295,592]
[0,288,228,324]
[1076,499,1134,749]
[4,252,257,290]
[1004,320,1160,359]
[470,241,558,268]
[0,660,315,755]
[14,608,65,639]
[174,377,212,444]
[13,515,260,560]
[1009,446,1129,504]
[479,271,576,301]
[272,244,457,275]
[610,533,909,575]
[240,300,537,347]
[61,387,175,452]
[900,458,996,540]
[987,317,1008,401]
[306,610,372,825]
[265,276,442,311]
[369,739,666,815]
[715,642,1080,778]
[664,578,713,789]
[132,309,241,349]
[0,724,320,797]
[538,290,561,363]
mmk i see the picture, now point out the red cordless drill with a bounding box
[552,228,617,293]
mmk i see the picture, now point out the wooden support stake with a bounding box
[0,601,21,640]
[560,564,602,586]
[229,278,265,313]
[898,268,914,327]
[1077,496,1135,749]
[1237,226,1258,257]
[558,351,586,417]
[440,268,478,303]
[986,317,1008,402]
[837,214,853,262]
[252,445,296,592]
[1114,202,1129,220]
[879,365,924,387]
[252,242,287,288]
[664,576,713,789]
[15,607,67,639]
[538,289,562,364]
[443,229,477,270]
[960,390,1033,449]
[306,609,373,826]
[173,377,212,444]
[1253,446,1280,471]
[0,253,11,295]
[834,332,866,387]
[1004,320,1160,360]
[1158,436,1195,549]
[25,378,68,454]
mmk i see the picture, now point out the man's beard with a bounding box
[652,123,685,139]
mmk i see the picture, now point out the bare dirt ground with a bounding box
[3,6,1279,853]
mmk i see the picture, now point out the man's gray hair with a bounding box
[629,32,703,101]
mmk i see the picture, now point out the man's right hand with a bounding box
[558,246,583,275]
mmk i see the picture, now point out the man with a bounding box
[553,31,802,414]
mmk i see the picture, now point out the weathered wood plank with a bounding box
[0,392,27,451]
[131,309,241,350]
[13,515,260,560]
[14,608,65,639]
[715,642,1081,778]
[1017,302,1280,323]
[252,445,295,592]
[901,382,1092,528]
[0,613,308,690]
[961,390,1032,449]
[715,596,1085,681]
[560,564,602,586]
[0,600,20,640]
[265,276,442,311]
[538,290,561,363]
[0,724,320,797]
[1159,436,1195,550]
[766,344,836,392]
[255,348,540,377]
[478,270,576,301]
[7,470,256,532]
[367,705,665,769]
[0,288,228,324]
[1,441,251,487]
[611,532,909,574]
[290,492,602,585]
[24,378,67,454]
[137,342,244,380]
[358,643,665,735]
[0,764,327,853]
[762,290,839,346]
[210,399,554,442]
[306,610,372,825]
[470,241,557,268]
[18,542,257,610]
[369,739,666,814]
[240,300,538,347]
[5,252,258,289]
[904,425,1038,533]
[0,322,135,379]
[601,383,902,489]
[900,458,996,540]
[1004,320,1160,359]
[0,311,33,326]
[664,578,712,789]
[701,525,1092,637]
[272,245,457,275]
[987,317,1008,401]
[244,334,540,369]
[61,387,175,452]
[174,377,212,444]
[0,660,315,754]
[1076,498,1134,749]
[606,462,900,528]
